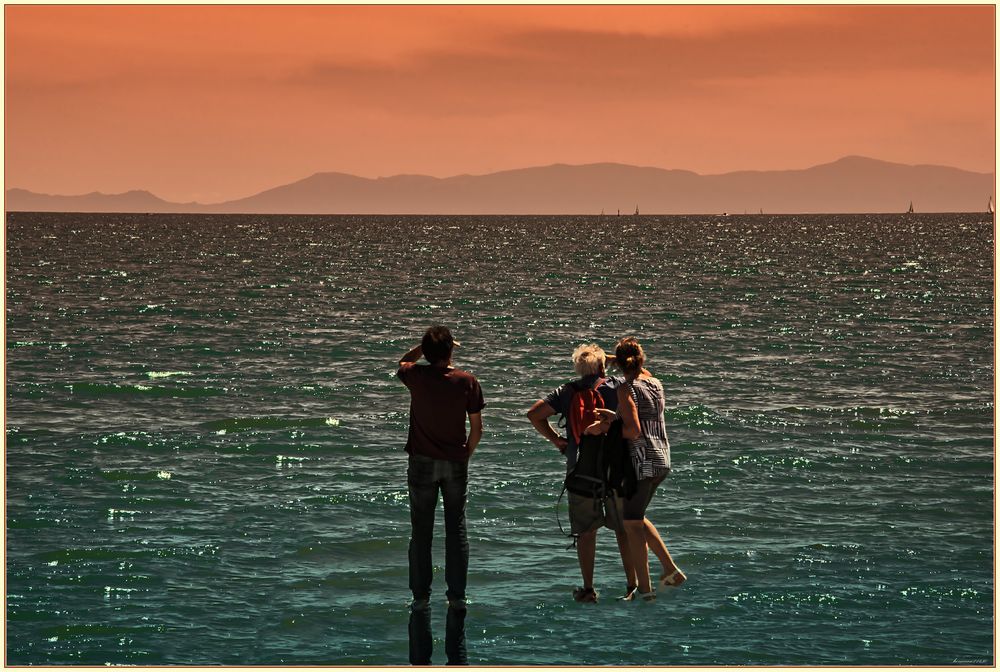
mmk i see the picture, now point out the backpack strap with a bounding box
[555,483,579,549]
[556,380,585,429]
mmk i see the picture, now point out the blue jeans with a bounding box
[407,453,469,665]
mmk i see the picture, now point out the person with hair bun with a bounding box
[608,336,686,601]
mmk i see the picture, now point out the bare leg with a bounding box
[623,519,652,594]
[615,528,637,589]
[643,518,684,582]
[576,529,597,589]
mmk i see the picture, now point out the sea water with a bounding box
[5,213,994,665]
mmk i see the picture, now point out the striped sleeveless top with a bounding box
[625,376,671,479]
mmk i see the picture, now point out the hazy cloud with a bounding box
[5,5,994,200]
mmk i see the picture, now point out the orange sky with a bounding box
[5,5,996,203]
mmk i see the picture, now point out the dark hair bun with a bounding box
[615,337,646,372]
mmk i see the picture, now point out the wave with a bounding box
[137,303,168,314]
[297,490,408,509]
[266,384,341,399]
[733,403,976,427]
[615,403,953,432]
[202,416,341,432]
[66,382,224,398]
[729,453,815,471]
[35,544,219,564]
[7,517,57,530]
[295,536,408,559]
[727,590,842,607]
[93,431,160,447]
[99,469,174,482]
[35,548,125,562]
[40,622,162,638]
[9,340,68,349]
[782,404,924,418]
[7,382,49,399]
[665,404,732,429]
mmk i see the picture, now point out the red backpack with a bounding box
[566,379,606,446]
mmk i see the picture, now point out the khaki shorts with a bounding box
[568,492,625,535]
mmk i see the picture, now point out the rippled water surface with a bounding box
[6,213,994,665]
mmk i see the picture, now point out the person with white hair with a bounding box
[526,344,629,603]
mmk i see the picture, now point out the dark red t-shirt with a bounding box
[397,363,486,462]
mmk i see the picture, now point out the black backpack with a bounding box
[565,419,615,499]
[557,418,637,544]
[565,418,636,500]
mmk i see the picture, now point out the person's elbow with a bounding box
[622,426,641,440]
[526,400,550,422]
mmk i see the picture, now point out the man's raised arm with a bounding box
[399,344,423,367]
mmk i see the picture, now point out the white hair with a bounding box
[572,343,606,376]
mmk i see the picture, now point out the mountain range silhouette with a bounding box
[6,156,994,214]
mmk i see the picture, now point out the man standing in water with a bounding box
[397,325,485,665]
[527,344,629,602]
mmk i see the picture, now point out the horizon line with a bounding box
[5,210,993,217]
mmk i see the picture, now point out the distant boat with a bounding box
[634,205,639,216]
[907,201,914,214]
[988,197,994,215]
[759,208,763,215]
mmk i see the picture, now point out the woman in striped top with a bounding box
[614,337,687,601]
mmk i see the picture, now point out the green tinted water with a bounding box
[6,213,994,665]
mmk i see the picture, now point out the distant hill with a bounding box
[4,188,199,214]
[6,157,995,214]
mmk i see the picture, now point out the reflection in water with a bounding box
[408,601,467,665]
